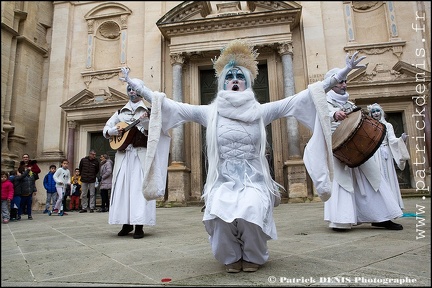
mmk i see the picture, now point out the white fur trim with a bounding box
[142,92,171,200]
[304,82,334,201]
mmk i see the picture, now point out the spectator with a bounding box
[69,177,81,211]
[52,159,71,215]
[9,170,20,221]
[20,154,41,214]
[43,165,58,213]
[79,149,99,213]
[1,171,14,224]
[98,154,113,212]
[14,162,37,220]
[21,153,41,180]
[70,168,82,209]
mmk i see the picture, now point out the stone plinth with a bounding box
[284,159,308,199]
[167,162,191,203]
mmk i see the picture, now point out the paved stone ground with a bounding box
[1,197,430,287]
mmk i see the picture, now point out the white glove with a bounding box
[119,67,131,84]
[119,67,143,92]
[119,67,154,102]
[335,51,367,82]
[108,126,119,136]
[401,132,408,142]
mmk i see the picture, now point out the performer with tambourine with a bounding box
[324,68,404,232]
[102,76,154,239]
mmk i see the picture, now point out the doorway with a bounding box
[90,132,116,207]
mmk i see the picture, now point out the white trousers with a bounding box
[205,217,270,265]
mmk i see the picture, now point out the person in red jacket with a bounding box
[22,154,41,180]
[1,171,15,223]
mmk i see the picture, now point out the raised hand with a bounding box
[119,67,131,84]
[335,51,367,82]
[345,51,367,70]
[118,67,154,102]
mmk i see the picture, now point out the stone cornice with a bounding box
[1,23,20,37]
[348,61,431,84]
[157,1,302,24]
[158,9,300,39]
[344,41,406,58]
[60,87,128,112]
[81,68,121,89]
[16,36,49,56]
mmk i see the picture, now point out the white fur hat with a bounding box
[128,78,145,97]
[324,68,342,80]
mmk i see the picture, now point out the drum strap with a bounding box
[327,99,357,113]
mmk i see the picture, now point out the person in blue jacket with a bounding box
[43,165,58,213]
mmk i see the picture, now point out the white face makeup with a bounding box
[332,80,347,95]
[127,85,141,103]
[224,67,247,91]
[370,108,381,120]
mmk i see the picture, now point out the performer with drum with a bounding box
[324,69,404,231]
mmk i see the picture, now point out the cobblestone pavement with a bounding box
[1,197,430,287]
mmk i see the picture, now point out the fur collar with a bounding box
[216,88,262,122]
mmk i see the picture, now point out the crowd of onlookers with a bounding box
[1,151,113,223]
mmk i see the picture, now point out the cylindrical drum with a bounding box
[332,110,386,167]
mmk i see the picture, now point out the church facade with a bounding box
[1,1,430,209]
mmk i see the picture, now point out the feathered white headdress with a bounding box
[212,40,259,80]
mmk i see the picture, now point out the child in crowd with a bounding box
[70,168,82,210]
[70,178,81,211]
[1,171,14,223]
[52,159,70,215]
[43,165,57,213]
[9,170,20,220]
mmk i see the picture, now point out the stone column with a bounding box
[170,53,186,166]
[166,53,190,204]
[41,1,70,161]
[278,42,309,200]
[278,42,301,158]
[67,121,76,168]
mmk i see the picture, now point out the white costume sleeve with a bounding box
[139,92,208,200]
[386,123,410,170]
[141,92,171,200]
[260,82,333,201]
[103,112,121,139]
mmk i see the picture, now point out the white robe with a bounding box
[142,83,333,240]
[103,101,156,226]
[373,122,410,209]
[324,99,403,228]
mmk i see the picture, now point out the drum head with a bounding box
[332,110,362,149]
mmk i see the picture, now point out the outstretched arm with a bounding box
[119,67,154,103]
[322,51,367,93]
